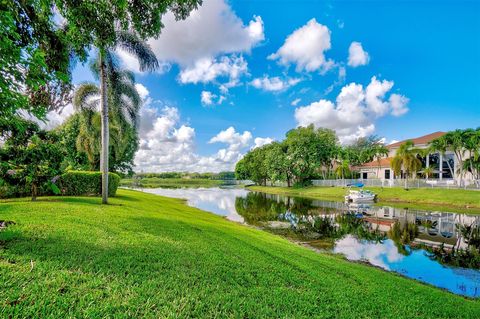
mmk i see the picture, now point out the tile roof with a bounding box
[387,131,446,149]
[355,157,392,169]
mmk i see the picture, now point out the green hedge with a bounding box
[59,171,121,197]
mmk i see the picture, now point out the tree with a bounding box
[72,35,157,203]
[2,0,202,203]
[264,142,292,186]
[1,1,73,124]
[72,56,143,174]
[0,122,64,200]
[335,160,351,185]
[284,125,338,184]
[462,128,480,183]
[429,135,454,178]
[391,140,423,189]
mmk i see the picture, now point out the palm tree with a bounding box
[335,160,351,186]
[373,144,389,178]
[77,31,158,203]
[429,135,454,178]
[391,140,423,189]
[462,128,480,182]
[445,129,466,186]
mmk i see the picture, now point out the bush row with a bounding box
[0,171,120,198]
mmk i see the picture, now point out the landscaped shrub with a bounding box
[59,171,120,197]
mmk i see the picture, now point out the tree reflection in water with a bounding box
[235,192,480,269]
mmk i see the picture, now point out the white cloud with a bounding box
[348,41,370,67]
[21,103,75,130]
[291,98,302,106]
[389,94,409,116]
[135,83,149,100]
[268,18,334,73]
[250,75,301,92]
[209,126,252,151]
[294,76,409,144]
[146,0,264,66]
[119,0,263,87]
[201,91,216,106]
[200,91,227,106]
[179,55,248,88]
[253,137,274,149]
[135,89,255,172]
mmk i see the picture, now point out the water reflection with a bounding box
[139,187,480,297]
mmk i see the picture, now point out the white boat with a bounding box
[345,189,377,203]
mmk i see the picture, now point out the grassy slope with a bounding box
[120,177,225,188]
[0,190,479,318]
[249,186,480,213]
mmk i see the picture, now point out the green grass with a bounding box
[249,186,480,214]
[120,177,226,188]
[1,190,479,317]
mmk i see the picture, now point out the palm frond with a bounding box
[73,83,100,111]
[116,30,159,72]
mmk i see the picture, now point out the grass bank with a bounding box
[249,186,480,213]
[1,190,479,317]
[120,177,226,188]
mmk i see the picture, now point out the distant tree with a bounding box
[265,142,293,186]
[335,160,351,185]
[429,135,454,178]
[391,140,423,189]
[284,125,338,183]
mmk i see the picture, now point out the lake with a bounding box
[137,186,480,298]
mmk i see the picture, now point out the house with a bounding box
[355,131,474,183]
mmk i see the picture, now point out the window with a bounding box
[385,169,391,180]
[362,172,368,179]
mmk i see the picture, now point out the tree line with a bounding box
[235,125,389,186]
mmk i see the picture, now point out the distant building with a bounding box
[355,131,474,184]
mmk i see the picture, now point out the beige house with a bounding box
[356,131,474,185]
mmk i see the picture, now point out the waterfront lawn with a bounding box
[1,189,479,318]
[249,186,480,213]
[120,177,225,188]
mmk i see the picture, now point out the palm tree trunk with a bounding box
[99,51,109,204]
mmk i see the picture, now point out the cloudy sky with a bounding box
[49,0,480,172]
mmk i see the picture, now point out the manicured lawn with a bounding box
[120,177,226,188]
[249,186,480,214]
[1,189,479,317]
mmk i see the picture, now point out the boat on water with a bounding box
[344,183,377,203]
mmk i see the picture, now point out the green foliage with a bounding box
[1,1,72,122]
[236,125,339,185]
[391,140,423,187]
[59,171,120,196]
[0,123,64,200]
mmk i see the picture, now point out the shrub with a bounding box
[59,171,120,197]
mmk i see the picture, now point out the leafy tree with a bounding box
[0,123,64,200]
[284,125,338,183]
[265,142,293,186]
[391,140,423,189]
[1,1,73,124]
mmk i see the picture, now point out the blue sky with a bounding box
[66,0,480,172]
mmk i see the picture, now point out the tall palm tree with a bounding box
[77,31,158,203]
[462,128,480,182]
[429,135,454,178]
[446,129,466,186]
[391,140,423,189]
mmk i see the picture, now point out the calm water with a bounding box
[140,186,480,298]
